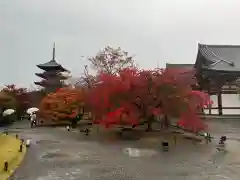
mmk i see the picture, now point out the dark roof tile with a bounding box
[197,43,240,72]
[37,60,61,67]
[37,60,68,71]
[166,63,193,69]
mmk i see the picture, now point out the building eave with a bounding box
[195,43,240,73]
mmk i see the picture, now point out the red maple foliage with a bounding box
[86,67,210,132]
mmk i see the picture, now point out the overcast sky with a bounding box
[1,0,240,88]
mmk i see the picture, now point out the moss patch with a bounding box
[0,134,26,180]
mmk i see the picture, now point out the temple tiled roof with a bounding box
[195,43,240,73]
[166,63,193,69]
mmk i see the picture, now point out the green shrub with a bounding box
[0,114,17,126]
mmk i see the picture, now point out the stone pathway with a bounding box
[5,120,240,180]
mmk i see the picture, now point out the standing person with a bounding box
[30,112,37,128]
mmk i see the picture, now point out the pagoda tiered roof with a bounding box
[34,79,65,87]
[35,71,68,79]
[35,43,70,90]
[37,60,67,71]
[36,43,68,72]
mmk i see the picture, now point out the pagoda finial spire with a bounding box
[52,42,56,61]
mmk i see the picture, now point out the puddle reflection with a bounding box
[123,148,157,157]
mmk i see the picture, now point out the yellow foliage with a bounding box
[0,134,26,180]
[0,91,17,113]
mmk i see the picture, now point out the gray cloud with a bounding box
[1,0,240,87]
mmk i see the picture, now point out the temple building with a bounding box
[166,43,240,115]
[34,43,69,93]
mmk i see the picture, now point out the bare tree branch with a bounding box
[88,46,136,75]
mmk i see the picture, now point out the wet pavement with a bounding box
[5,120,240,180]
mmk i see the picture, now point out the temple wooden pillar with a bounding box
[208,103,212,115]
[217,90,223,115]
[208,87,212,115]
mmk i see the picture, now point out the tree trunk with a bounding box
[71,119,77,128]
[146,116,154,132]
[163,115,169,129]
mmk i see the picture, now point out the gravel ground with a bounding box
[6,120,240,180]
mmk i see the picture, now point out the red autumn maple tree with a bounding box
[39,87,85,124]
[86,67,210,132]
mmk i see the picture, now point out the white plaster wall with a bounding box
[204,94,240,115]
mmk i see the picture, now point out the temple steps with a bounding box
[200,114,240,120]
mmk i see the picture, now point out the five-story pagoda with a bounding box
[35,43,69,93]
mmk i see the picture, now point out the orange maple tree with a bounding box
[39,87,85,123]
